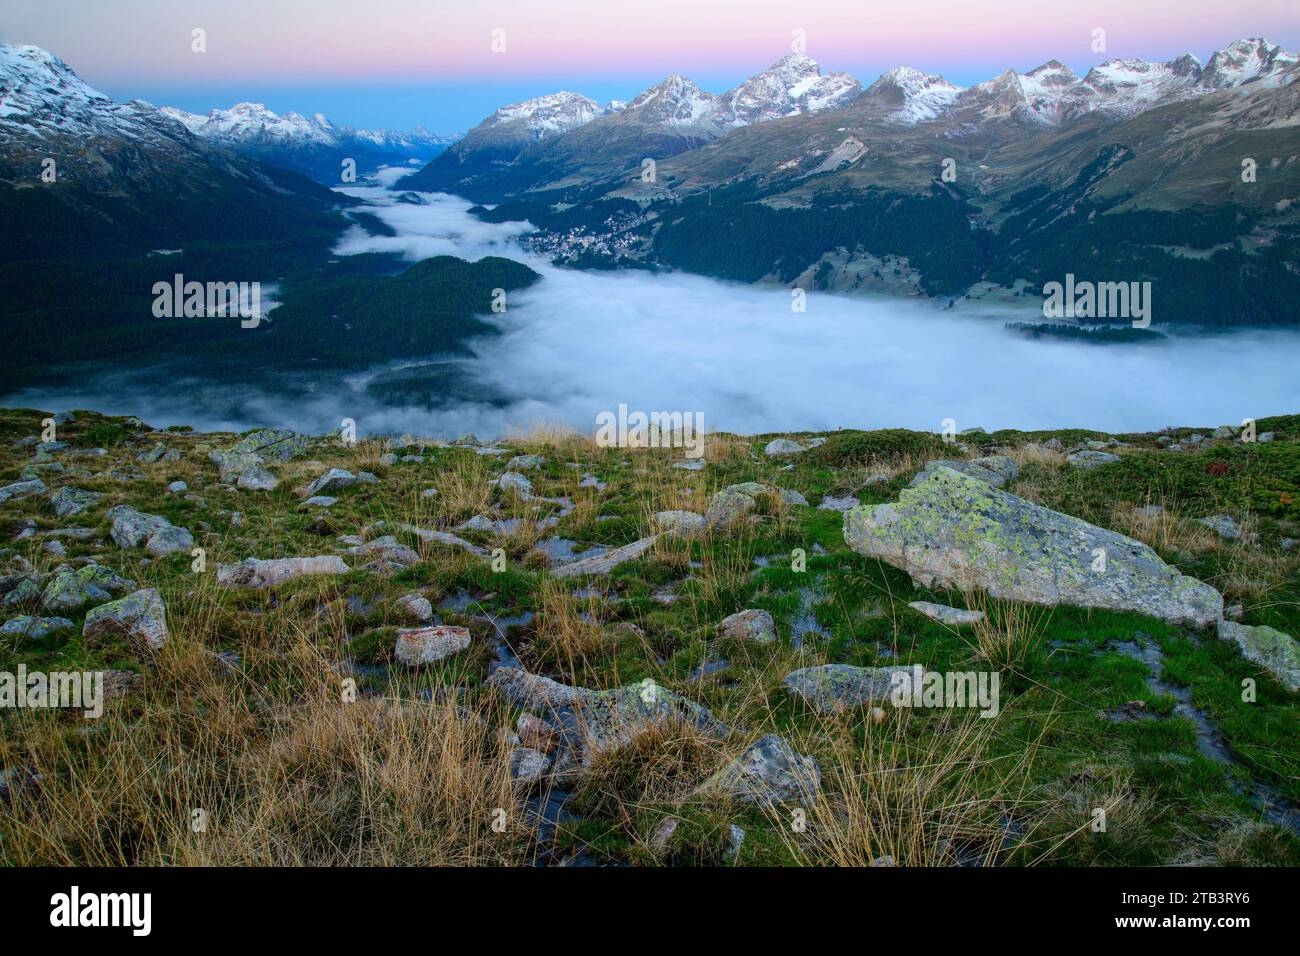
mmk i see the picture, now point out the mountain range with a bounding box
[403,38,1300,327]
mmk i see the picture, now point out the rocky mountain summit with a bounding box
[1,406,1298,866]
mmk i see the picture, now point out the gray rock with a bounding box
[0,478,47,504]
[705,734,820,805]
[346,535,420,568]
[82,587,168,652]
[844,467,1222,628]
[236,463,278,491]
[40,564,136,612]
[49,486,101,518]
[780,489,810,507]
[486,666,583,713]
[1067,450,1122,469]
[1212,425,1237,439]
[908,601,986,626]
[301,495,337,508]
[305,468,358,496]
[506,455,546,471]
[1198,514,1243,541]
[1258,432,1275,443]
[651,510,706,536]
[492,471,533,495]
[0,615,74,639]
[784,663,914,713]
[420,488,438,499]
[672,459,705,471]
[216,555,350,588]
[394,625,471,665]
[551,535,658,578]
[817,494,859,512]
[106,505,193,557]
[509,747,552,786]
[167,480,188,494]
[210,428,308,477]
[1217,620,1300,692]
[719,608,777,644]
[395,592,433,624]
[764,438,807,457]
[704,482,776,528]
[912,455,1019,488]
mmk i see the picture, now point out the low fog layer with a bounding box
[7,176,1299,438]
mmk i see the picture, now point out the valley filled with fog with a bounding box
[7,175,1299,438]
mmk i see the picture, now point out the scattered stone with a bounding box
[41,564,136,612]
[764,438,807,457]
[237,463,278,491]
[1212,425,1237,439]
[346,535,420,568]
[509,747,552,786]
[49,486,101,518]
[216,555,350,588]
[719,609,777,644]
[908,601,986,626]
[844,467,1222,628]
[107,505,193,557]
[486,666,584,713]
[0,615,74,639]
[673,459,705,471]
[394,592,434,624]
[817,494,859,512]
[1217,620,1300,692]
[705,735,821,805]
[506,455,546,471]
[652,510,706,536]
[784,663,917,713]
[167,480,188,494]
[780,489,810,507]
[83,587,168,652]
[492,471,533,495]
[1198,514,1243,541]
[394,625,471,665]
[210,428,308,477]
[42,540,66,558]
[1258,432,1275,443]
[704,482,776,527]
[0,478,47,504]
[301,495,337,508]
[305,468,359,496]
[552,535,658,578]
[420,487,438,499]
[517,713,560,753]
[1067,450,1122,469]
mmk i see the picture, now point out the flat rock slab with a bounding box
[552,535,658,577]
[217,555,351,588]
[107,505,194,557]
[908,601,986,626]
[844,467,1222,628]
[784,663,914,713]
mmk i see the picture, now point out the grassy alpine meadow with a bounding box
[0,406,1297,867]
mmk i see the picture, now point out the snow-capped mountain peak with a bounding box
[865,67,964,124]
[623,75,716,127]
[484,91,605,139]
[1201,37,1299,89]
[160,101,339,146]
[710,53,864,127]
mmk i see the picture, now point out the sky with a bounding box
[2,0,1298,132]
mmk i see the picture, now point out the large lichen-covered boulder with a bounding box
[210,428,309,478]
[1217,620,1300,692]
[41,564,136,613]
[911,455,1018,488]
[844,467,1222,628]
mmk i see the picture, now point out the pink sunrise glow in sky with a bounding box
[2,0,1297,130]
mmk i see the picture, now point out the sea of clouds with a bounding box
[7,172,1299,438]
